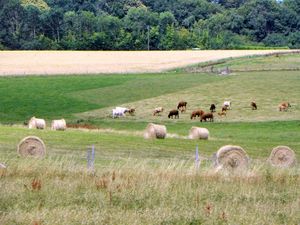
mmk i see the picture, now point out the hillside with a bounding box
[1,0,300,50]
[0,52,300,225]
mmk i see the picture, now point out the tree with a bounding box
[237,0,282,41]
[288,32,300,49]
[209,0,247,8]
[159,11,176,32]
[124,7,159,49]
[40,7,64,42]
[263,33,288,47]
[159,25,175,49]
[0,0,24,49]
[23,5,43,39]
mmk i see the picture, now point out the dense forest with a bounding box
[0,0,300,50]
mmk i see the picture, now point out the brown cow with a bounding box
[190,110,204,119]
[177,101,187,112]
[127,108,135,115]
[200,112,214,122]
[168,109,179,119]
[221,106,228,112]
[218,111,226,117]
[251,101,257,110]
[278,102,291,111]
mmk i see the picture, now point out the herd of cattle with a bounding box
[111,100,292,122]
[26,101,291,130]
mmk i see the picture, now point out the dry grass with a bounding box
[0,50,297,75]
[1,157,300,224]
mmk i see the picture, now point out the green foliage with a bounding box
[21,0,49,10]
[288,32,300,49]
[0,0,300,49]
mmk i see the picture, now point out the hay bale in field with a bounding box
[268,146,296,167]
[51,119,66,131]
[214,145,249,170]
[189,127,209,140]
[0,163,6,177]
[17,136,46,158]
[144,123,167,139]
[28,116,46,129]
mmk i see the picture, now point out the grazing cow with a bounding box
[28,117,46,129]
[223,101,231,110]
[128,108,135,115]
[221,106,228,112]
[218,111,226,117]
[200,112,214,122]
[251,101,257,110]
[153,107,164,116]
[168,109,179,119]
[278,102,291,111]
[112,107,129,118]
[210,104,216,113]
[190,110,204,119]
[177,101,187,112]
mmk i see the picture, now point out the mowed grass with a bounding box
[0,73,217,123]
[1,53,300,224]
[78,70,300,125]
[0,124,299,225]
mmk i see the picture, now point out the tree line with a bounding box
[0,0,299,50]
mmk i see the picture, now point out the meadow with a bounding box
[0,52,300,224]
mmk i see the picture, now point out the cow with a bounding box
[153,107,164,116]
[223,101,231,110]
[190,110,204,119]
[210,104,216,113]
[251,101,257,110]
[200,112,214,122]
[278,102,291,111]
[168,109,179,119]
[177,101,187,112]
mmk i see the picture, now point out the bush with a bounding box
[288,32,300,49]
[263,33,288,47]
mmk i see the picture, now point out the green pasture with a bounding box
[0,53,300,224]
[0,53,299,161]
[182,52,300,73]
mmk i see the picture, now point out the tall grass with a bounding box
[1,157,299,225]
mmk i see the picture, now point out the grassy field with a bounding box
[182,51,300,73]
[0,53,300,224]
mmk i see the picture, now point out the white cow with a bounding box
[112,107,129,118]
[153,107,164,116]
[223,101,231,110]
[51,119,66,131]
[28,117,46,129]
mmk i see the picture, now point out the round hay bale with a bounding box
[144,123,167,139]
[17,136,46,158]
[214,145,249,170]
[268,146,296,167]
[189,127,209,140]
[0,163,6,177]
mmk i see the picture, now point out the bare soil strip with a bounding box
[0,50,297,76]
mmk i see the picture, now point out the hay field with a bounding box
[0,50,297,75]
[1,53,300,225]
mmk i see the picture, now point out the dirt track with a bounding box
[0,50,297,75]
